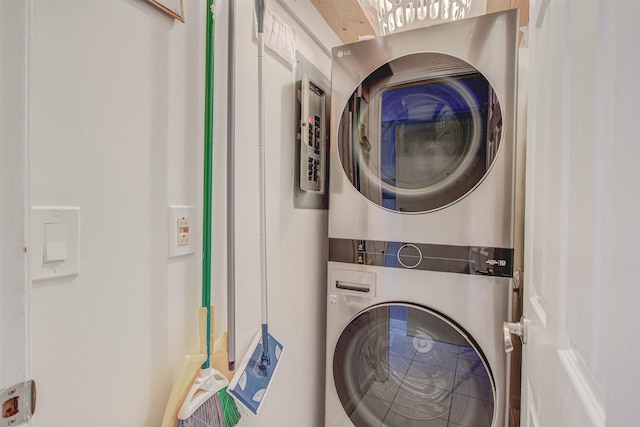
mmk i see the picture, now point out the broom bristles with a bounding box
[177,387,241,427]
[218,387,241,426]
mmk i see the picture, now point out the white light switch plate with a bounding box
[168,206,196,258]
[31,206,80,281]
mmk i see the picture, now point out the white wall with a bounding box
[29,0,206,425]
[216,1,339,425]
[0,0,29,391]
[28,0,338,426]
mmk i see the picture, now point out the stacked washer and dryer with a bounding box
[325,10,520,427]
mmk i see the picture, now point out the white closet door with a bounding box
[521,1,639,426]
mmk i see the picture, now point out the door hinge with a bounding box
[503,316,528,353]
[1,380,36,426]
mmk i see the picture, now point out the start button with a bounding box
[397,244,422,269]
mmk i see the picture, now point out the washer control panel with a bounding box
[329,238,514,278]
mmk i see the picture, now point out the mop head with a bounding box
[228,330,284,414]
[177,387,241,427]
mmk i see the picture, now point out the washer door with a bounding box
[337,53,503,213]
[333,303,495,427]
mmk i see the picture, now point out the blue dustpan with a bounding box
[228,329,283,414]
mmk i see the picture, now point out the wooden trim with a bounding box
[486,0,530,27]
[147,0,185,23]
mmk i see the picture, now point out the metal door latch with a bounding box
[1,380,36,426]
[503,317,528,353]
[512,270,522,294]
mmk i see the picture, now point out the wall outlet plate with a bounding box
[1,380,36,426]
[168,206,196,258]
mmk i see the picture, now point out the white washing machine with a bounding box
[325,10,520,427]
[324,261,511,427]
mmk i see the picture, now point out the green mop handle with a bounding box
[201,0,216,371]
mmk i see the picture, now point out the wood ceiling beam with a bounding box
[486,0,530,27]
[312,0,530,45]
[309,0,377,44]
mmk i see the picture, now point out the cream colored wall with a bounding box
[28,0,337,426]
[216,1,338,424]
[29,1,206,425]
[0,0,29,393]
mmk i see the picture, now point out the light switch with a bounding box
[44,223,68,263]
[31,207,80,281]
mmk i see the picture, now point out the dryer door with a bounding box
[333,303,495,427]
[337,53,503,213]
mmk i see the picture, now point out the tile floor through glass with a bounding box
[352,315,494,427]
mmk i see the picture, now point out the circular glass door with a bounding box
[333,303,495,427]
[337,53,503,213]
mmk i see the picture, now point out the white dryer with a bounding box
[328,10,519,249]
[325,10,520,427]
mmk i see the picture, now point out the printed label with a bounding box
[329,294,337,306]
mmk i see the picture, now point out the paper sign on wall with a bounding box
[255,2,296,67]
